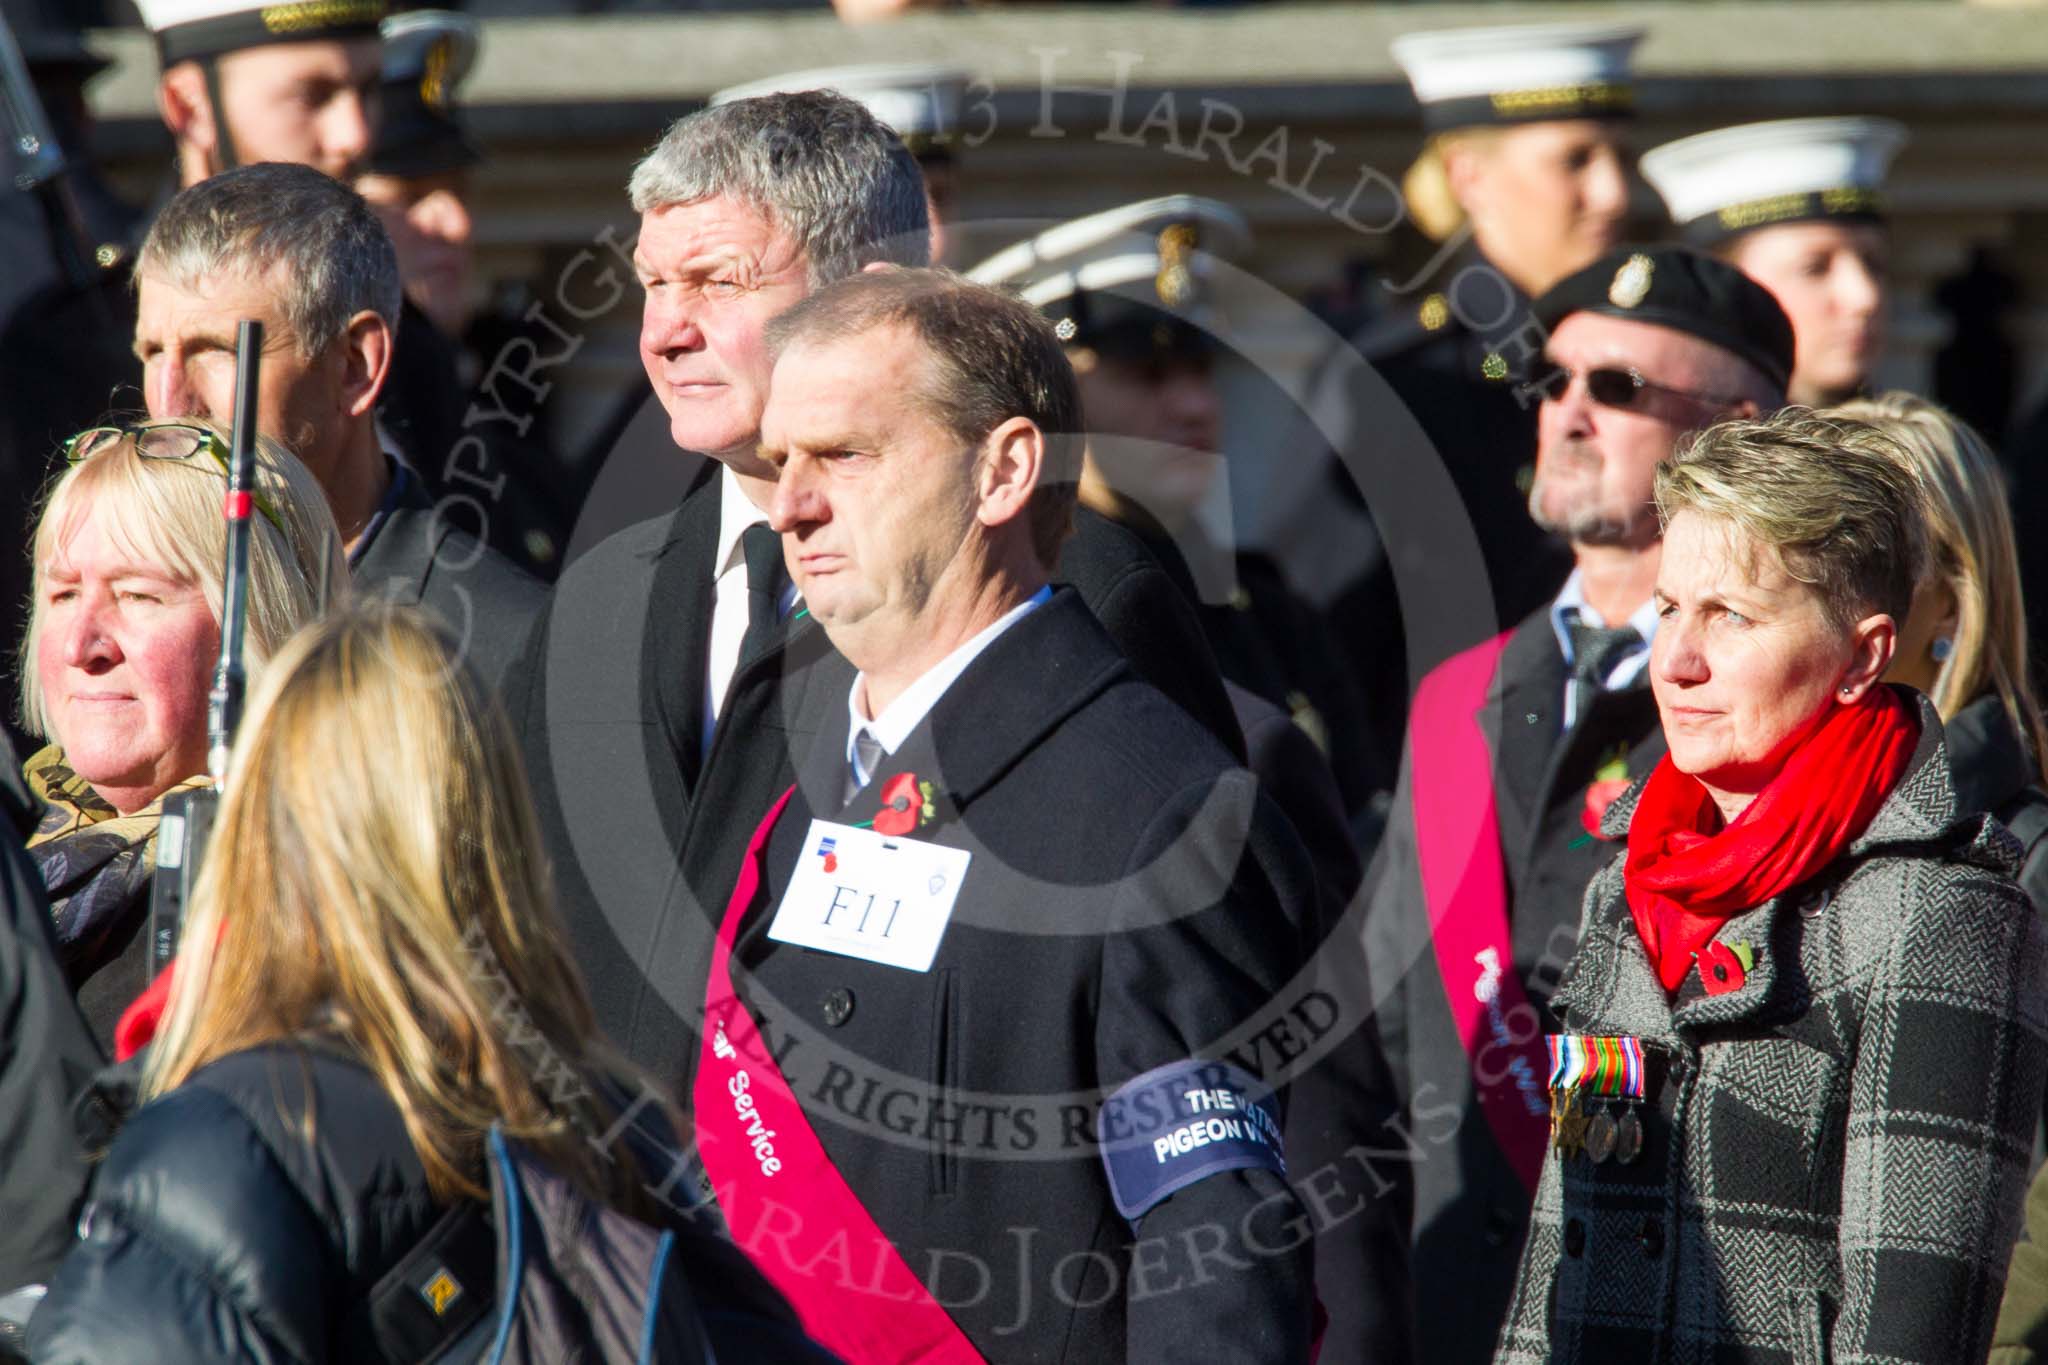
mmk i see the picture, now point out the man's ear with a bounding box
[975,416,1044,532]
[157,65,214,157]
[339,311,394,419]
[1837,611,1898,704]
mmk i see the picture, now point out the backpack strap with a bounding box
[364,1200,497,1364]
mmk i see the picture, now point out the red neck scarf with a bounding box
[1624,688,1920,993]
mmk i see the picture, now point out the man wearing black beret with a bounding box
[1361,245,1791,1363]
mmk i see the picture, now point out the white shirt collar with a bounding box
[1547,567,1659,661]
[713,465,768,580]
[845,586,1054,787]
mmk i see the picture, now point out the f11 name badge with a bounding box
[768,818,971,972]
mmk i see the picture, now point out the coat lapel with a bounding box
[1550,882,1681,1047]
[349,478,448,607]
[1488,615,1567,857]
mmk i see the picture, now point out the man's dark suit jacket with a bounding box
[504,462,1243,1090]
[727,587,1314,1360]
[1362,606,1665,1365]
[352,472,547,693]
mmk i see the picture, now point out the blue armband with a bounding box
[1097,1059,1286,1223]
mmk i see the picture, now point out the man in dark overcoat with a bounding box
[689,263,1314,1362]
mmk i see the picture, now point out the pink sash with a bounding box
[1407,633,1551,1193]
[694,787,986,1364]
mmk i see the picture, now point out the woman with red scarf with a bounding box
[1495,409,2048,1365]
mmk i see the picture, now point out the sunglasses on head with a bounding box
[1532,363,1747,414]
[63,423,287,538]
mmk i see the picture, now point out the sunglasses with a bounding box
[64,424,287,539]
[1532,363,1747,414]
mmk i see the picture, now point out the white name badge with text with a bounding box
[767,819,971,972]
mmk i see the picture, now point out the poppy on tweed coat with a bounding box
[1496,693,2048,1365]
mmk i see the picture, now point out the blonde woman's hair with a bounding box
[1656,408,1926,631]
[19,418,346,737]
[144,604,667,1208]
[1401,129,1499,243]
[1833,392,2047,775]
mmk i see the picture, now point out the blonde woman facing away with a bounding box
[28,605,830,1365]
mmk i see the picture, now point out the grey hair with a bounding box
[136,163,403,355]
[627,91,931,285]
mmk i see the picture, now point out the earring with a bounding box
[1931,636,1955,663]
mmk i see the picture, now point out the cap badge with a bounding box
[1155,223,1198,309]
[1608,253,1653,309]
[420,35,453,112]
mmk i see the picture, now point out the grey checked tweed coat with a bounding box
[1496,693,2048,1364]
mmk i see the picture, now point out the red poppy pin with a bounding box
[871,773,938,837]
[1580,749,1635,839]
[1581,777,1634,839]
[1698,940,1755,996]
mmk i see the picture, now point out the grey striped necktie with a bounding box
[846,728,885,806]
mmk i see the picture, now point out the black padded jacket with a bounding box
[28,1042,825,1364]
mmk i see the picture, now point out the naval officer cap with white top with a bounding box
[1642,116,1907,405]
[1390,20,1647,299]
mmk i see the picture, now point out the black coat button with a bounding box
[1483,1206,1514,1248]
[1639,1217,1663,1258]
[821,988,855,1027]
[1563,1218,1585,1258]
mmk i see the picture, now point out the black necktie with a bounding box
[1568,618,1644,718]
[738,522,789,667]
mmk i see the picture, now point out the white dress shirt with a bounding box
[1546,568,1659,729]
[844,586,1054,791]
[704,467,800,752]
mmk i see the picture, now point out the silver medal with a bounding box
[1615,1108,1644,1164]
[1584,1109,1617,1163]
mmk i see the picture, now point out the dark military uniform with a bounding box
[378,299,578,581]
[0,9,146,751]
[366,9,576,581]
[1296,18,1647,781]
[1126,513,1387,813]
[1313,245,1573,779]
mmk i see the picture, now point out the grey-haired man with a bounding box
[509,91,1238,1092]
[131,162,543,689]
